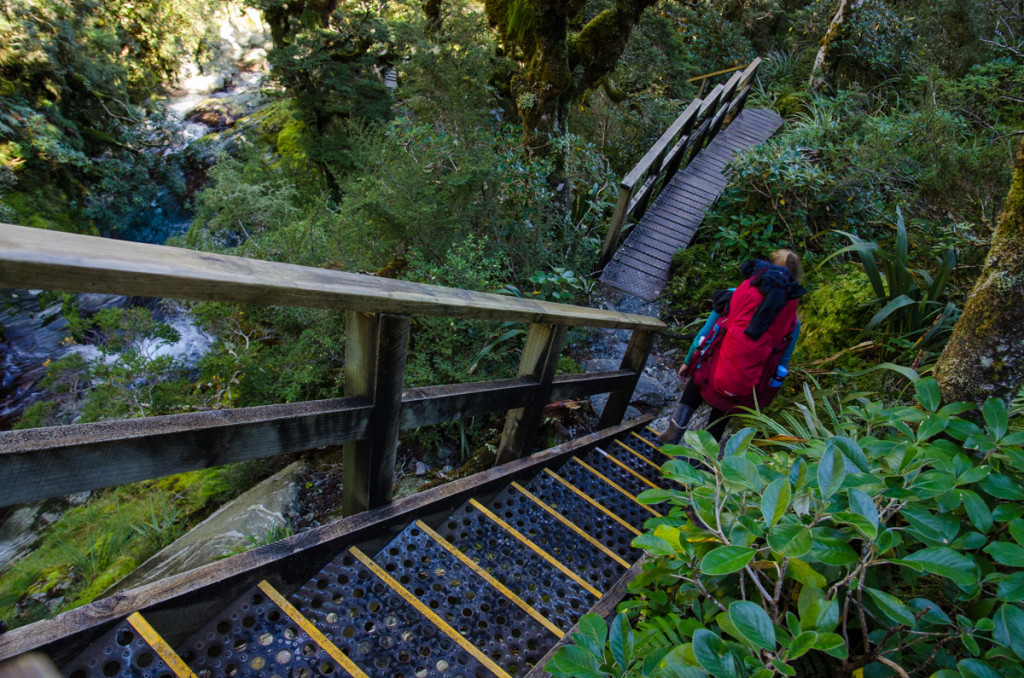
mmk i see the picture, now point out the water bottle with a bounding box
[769,365,788,388]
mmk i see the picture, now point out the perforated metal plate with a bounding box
[628,431,665,462]
[178,585,358,678]
[289,550,490,678]
[375,522,557,675]
[63,618,177,678]
[600,443,666,488]
[521,472,641,565]
[485,485,622,593]
[438,501,593,632]
[578,450,658,500]
[555,458,654,533]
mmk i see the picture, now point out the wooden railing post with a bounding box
[342,311,411,516]
[598,185,633,269]
[494,323,568,465]
[597,329,654,429]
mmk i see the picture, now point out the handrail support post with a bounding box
[494,323,568,465]
[343,311,411,516]
[597,329,654,429]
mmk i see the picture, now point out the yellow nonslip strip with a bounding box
[597,447,660,489]
[414,520,565,636]
[256,581,370,678]
[540,470,642,539]
[571,457,663,518]
[630,432,671,458]
[349,548,512,678]
[615,439,663,472]
[510,482,631,568]
[468,499,602,598]
[126,613,197,678]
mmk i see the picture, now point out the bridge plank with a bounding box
[601,108,783,300]
[0,224,663,331]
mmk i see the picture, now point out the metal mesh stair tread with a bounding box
[59,427,676,678]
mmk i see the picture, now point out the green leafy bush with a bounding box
[550,378,1024,677]
[794,265,875,365]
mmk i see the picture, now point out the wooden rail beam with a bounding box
[494,323,568,465]
[343,312,410,516]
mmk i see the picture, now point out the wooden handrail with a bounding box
[597,58,762,269]
[0,223,664,513]
[0,224,662,331]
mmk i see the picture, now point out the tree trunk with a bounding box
[808,0,864,94]
[423,0,443,33]
[935,135,1024,406]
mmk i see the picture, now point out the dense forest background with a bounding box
[1,0,1023,653]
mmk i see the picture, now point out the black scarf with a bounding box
[740,259,806,340]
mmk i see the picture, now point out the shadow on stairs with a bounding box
[36,420,679,678]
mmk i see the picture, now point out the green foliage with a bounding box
[663,243,739,317]
[553,378,1024,677]
[794,265,875,364]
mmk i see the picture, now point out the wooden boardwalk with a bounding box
[600,107,784,301]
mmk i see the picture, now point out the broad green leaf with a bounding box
[984,541,1024,567]
[917,414,949,442]
[609,612,634,671]
[788,559,826,588]
[993,604,1024,660]
[847,488,879,530]
[786,631,817,660]
[915,377,941,413]
[692,629,737,678]
[661,443,703,459]
[575,613,607,658]
[723,427,756,458]
[728,521,757,548]
[865,587,916,626]
[728,601,776,650]
[768,523,813,558]
[637,488,679,504]
[958,490,993,533]
[807,536,858,566]
[895,547,978,587]
[721,456,760,491]
[998,572,1024,602]
[788,458,807,489]
[1009,518,1024,545]
[994,504,1024,522]
[662,460,705,486]
[831,512,877,540]
[652,666,707,678]
[829,436,869,473]
[962,631,980,656]
[633,533,676,556]
[771,658,796,676]
[958,658,1005,678]
[760,478,791,528]
[983,397,1008,440]
[817,447,845,500]
[812,632,847,658]
[902,506,960,546]
[684,430,721,460]
[979,473,1024,500]
[545,645,602,678]
[700,546,756,575]
[908,598,951,626]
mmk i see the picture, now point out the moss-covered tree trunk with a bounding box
[935,134,1024,405]
[486,0,658,157]
[808,0,865,94]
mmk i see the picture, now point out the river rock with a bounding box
[106,461,305,594]
[186,98,241,131]
[180,72,226,95]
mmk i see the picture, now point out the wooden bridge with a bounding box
[0,60,780,677]
[599,59,784,300]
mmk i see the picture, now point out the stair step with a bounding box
[605,439,666,486]
[437,501,596,632]
[624,430,668,463]
[517,473,641,565]
[64,612,195,678]
[482,487,624,594]
[374,521,558,675]
[554,457,661,533]
[288,547,498,678]
[177,582,364,678]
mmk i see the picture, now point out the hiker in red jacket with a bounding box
[659,249,805,445]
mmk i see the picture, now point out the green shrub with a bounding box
[794,265,875,365]
[549,378,1024,677]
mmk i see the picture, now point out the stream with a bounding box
[0,6,273,569]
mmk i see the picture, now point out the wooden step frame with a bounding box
[0,416,653,665]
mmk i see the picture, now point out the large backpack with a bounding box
[691,278,798,414]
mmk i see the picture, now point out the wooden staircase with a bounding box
[54,423,672,678]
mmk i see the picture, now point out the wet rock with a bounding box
[16,565,75,618]
[186,99,243,131]
[632,372,669,407]
[76,294,126,316]
[180,72,226,95]
[107,462,305,594]
[414,461,431,476]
